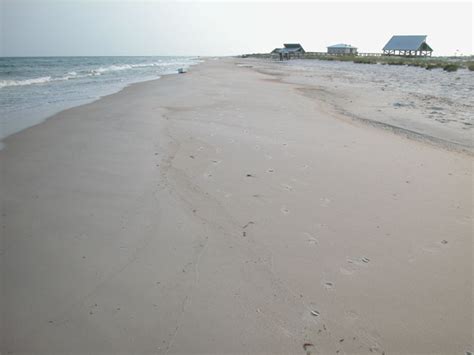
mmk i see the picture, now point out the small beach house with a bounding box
[382,35,433,56]
[327,44,358,55]
[271,43,305,60]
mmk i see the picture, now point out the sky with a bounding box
[1,0,472,57]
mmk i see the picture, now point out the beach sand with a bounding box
[1,58,472,354]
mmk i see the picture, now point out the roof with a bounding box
[327,43,357,49]
[383,35,432,51]
[284,43,303,49]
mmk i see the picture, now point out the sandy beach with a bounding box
[1,58,472,354]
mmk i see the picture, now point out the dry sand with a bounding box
[1,58,472,354]
[240,58,473,152]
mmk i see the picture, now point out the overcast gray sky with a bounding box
[1,0,472,57]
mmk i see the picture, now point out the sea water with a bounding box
[0,56,200,140]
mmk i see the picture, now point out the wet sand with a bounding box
[1,58,472,354]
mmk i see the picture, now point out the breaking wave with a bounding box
[0,61,191,89]
[0,76,54,88]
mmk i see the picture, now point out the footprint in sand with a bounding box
[340,257,370,275]
[422,240,449,254]
[320,197,332,207]
[340,265,357,276]
[304,232,319,245]
[280,206,290,215]
[344,309,359,322]
[323,281,335,290]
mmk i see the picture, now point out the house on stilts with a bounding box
[271,43,305,60]
[382,35,433,57]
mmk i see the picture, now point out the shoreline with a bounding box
[2,57,472,354]
[1,75,164,146]
[0,56,202,143]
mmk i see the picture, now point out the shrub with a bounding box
[353,57,376,64]
[443,64,459,72]
[425,64,441,70]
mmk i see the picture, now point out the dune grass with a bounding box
[242,53,473,72]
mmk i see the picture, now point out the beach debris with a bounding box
[339,338,344,343]
[441,240,448,244]
[361,257,370,263]
[246,174,254,177]
[189,155,195,159]
[303,343,314,351]
[311,310,320,317]
[177,68,186,74]
[242,231,246,237]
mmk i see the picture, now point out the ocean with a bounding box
[0,56,201,140]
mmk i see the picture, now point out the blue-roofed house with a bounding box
[271,43,305,60]
[327,43,358,55]
[382,35,433,56]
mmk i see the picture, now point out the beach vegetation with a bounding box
[425,63,443,70]
[243,53,474,72]
[442,64,459,72]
